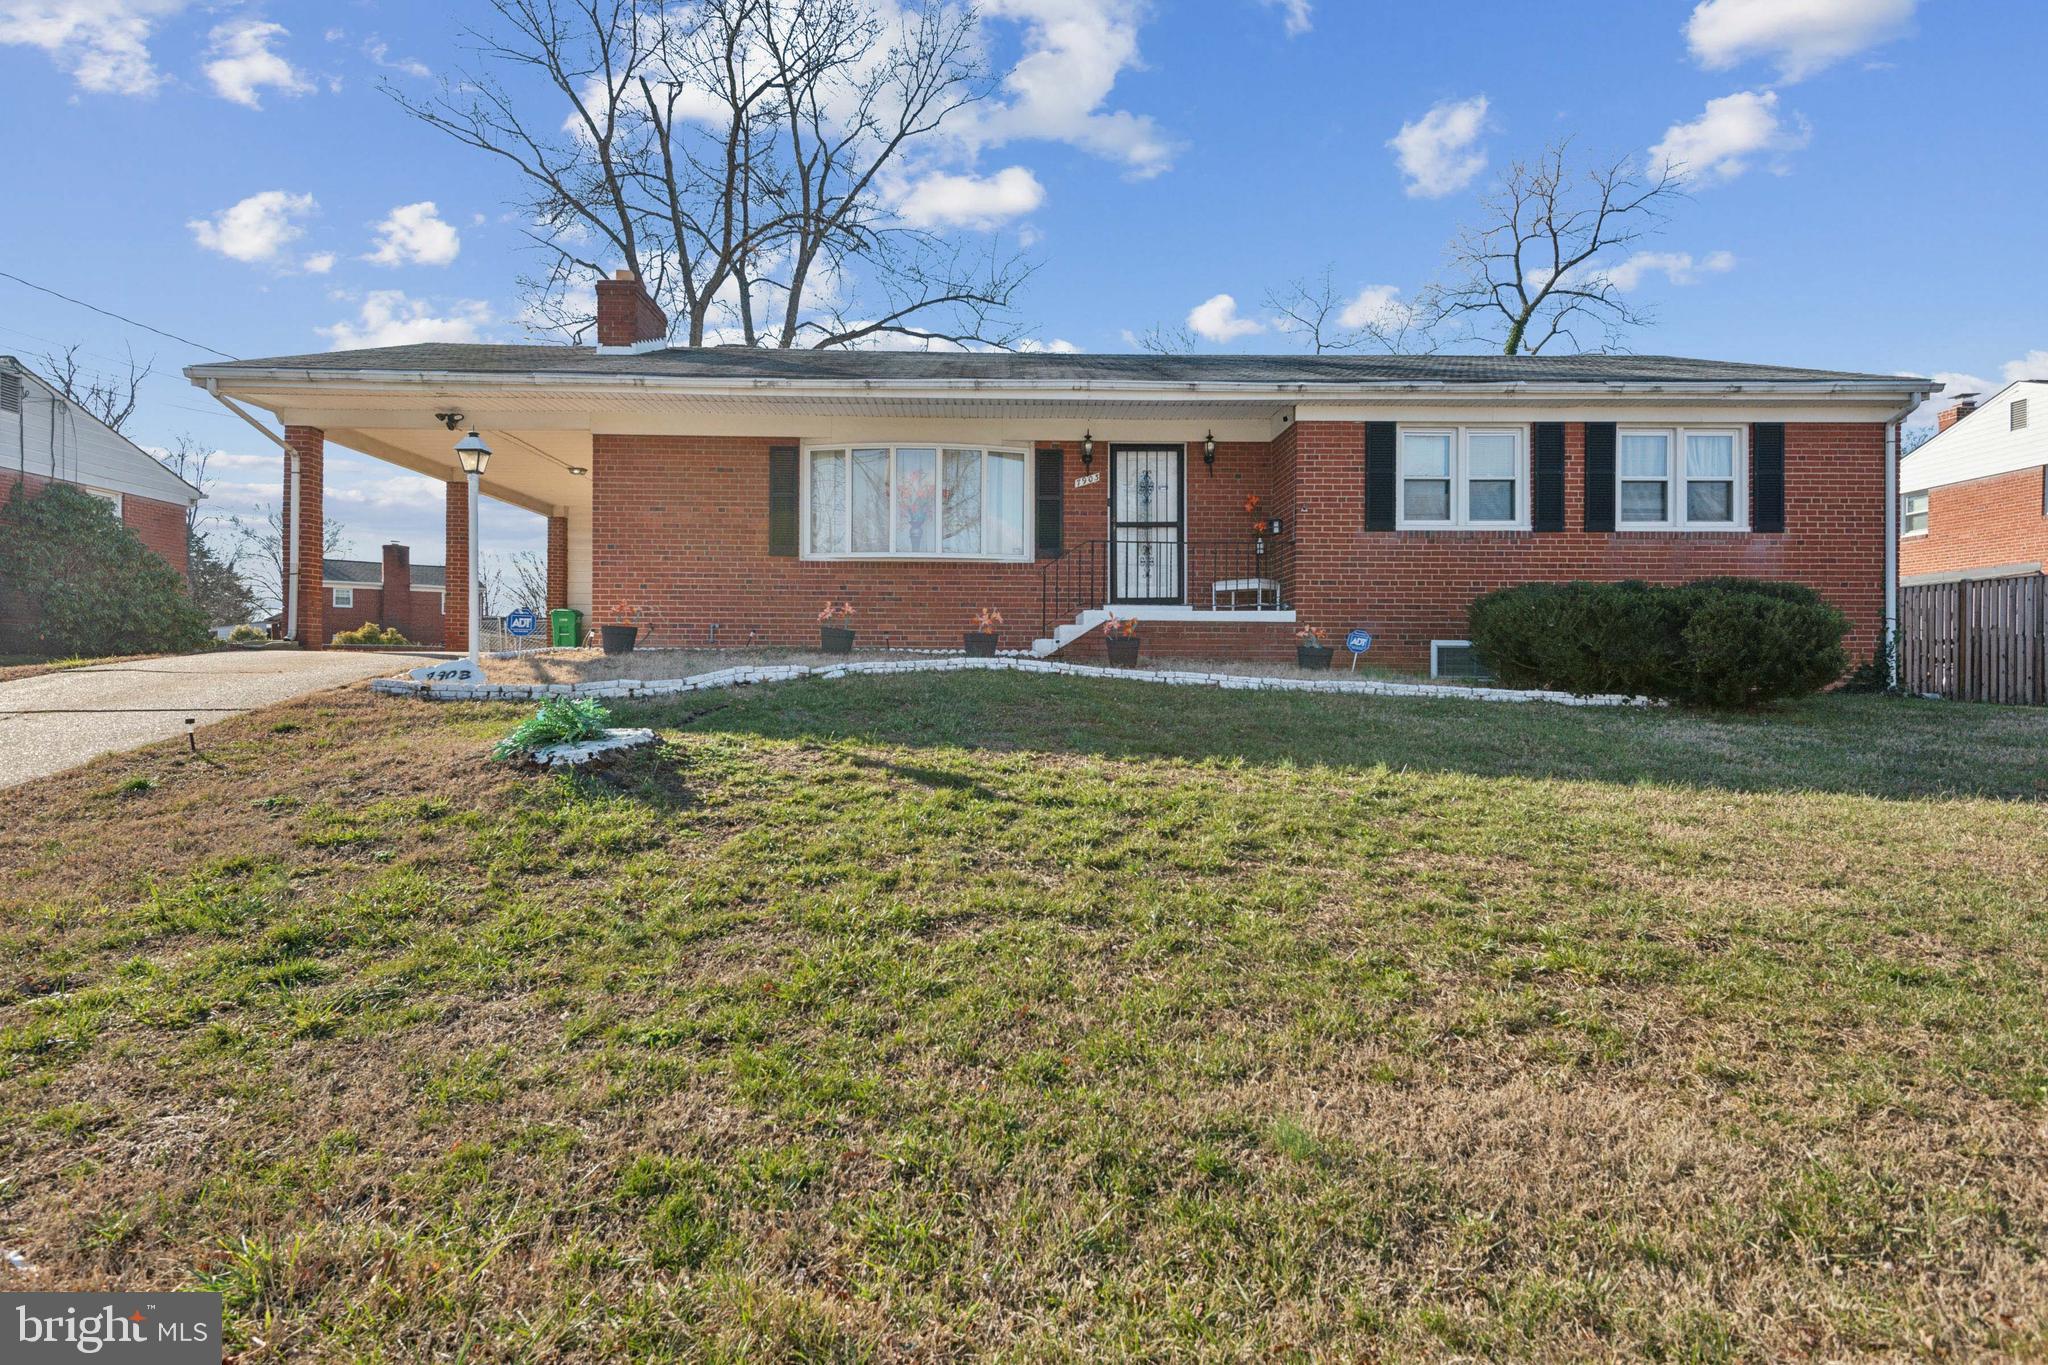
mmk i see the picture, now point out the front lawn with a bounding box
[2,678,2045,1360]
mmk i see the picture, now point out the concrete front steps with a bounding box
[1030,605,1298,658]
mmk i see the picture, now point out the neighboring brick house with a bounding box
[186,273,1933,673]
[1,355,203,646]
[319,543,447,645]
[1899,382,2048,585]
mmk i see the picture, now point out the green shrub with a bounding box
[0,481,209,658]
[492,698,614,760]
[331,622,412,646]
[1468,579,1849,707]
[228,624,268,644]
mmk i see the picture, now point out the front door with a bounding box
[1109,445,1185,604]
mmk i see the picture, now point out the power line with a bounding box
[0,270,239,361]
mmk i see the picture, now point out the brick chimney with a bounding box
[595,270,668,350]
[1937,395,1979,432]
[381,542,412,639]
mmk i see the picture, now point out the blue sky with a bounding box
[0,0,2034,571]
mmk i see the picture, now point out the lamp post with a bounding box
[454,430,492,666]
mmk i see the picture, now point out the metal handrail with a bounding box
[1039,537,1292,638]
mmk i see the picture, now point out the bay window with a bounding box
[1398,426,1527,529]
[1617,427,1745,530]
[805,443,1029,559]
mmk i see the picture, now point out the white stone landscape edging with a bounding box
[523,727,657,768]
[371,655,1647,708]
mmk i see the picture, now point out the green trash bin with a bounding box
[549,608,583,648]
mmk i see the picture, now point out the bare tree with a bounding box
[156,435,215,537]
[390,0,1030,349]
[37,345,152,433]
[504,549,550,611]
[1421,141,1683,355]
[1265,268,1434,355]
[230,507,348,618]
[1130,322,1196,356]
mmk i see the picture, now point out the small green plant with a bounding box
[331,622,413,646]
[228,624,267,644]
[492,697,614,760]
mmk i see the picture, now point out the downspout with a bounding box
[202,381,294,637]
[1883,404,1912,688]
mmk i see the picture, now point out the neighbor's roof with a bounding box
[324,557,445,588]
[191,344,1931,390]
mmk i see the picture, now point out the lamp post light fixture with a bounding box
[454,430,492,665]
[1081,430,1094,469]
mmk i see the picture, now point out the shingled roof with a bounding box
[196,344,1926,388]
[324,558,445,589]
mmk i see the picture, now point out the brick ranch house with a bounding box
[290,544,447,646]
[1899,382,2048,584]
[186,274,1934,673]
[2,355,202,647]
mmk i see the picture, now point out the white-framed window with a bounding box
[332,587,355,608]
[82,486,123,516]
[1902,489,1930,536]
[803,443,1030,559]
[1397,426,1528,530]
[1616,427,1746,531]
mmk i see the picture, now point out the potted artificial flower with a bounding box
[964,607,1002,657]
[600,608,639,655]
[818,600,857,654]
[1296,625,1333,670]
[1103,613,1141,668]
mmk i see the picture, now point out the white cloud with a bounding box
[1187,293,1264,344]
[1651,90,1810,184]
[0,0,189,95]
[1388,95,1490,198]
[1018,337,1080,353]
[1336,284,1412,331]
[1261,0,1312,37]
[364,201,462,267]
[973,0,1175,179]
[320,291,491,349]
[188,190,319,264]
[301,251,336,274]
[2000,351,2048,383]
[203,17,313,108]
[1906,370,1990,429]
[362,35,430,79]
[1603,249,1737,292]
[896,166,1045,230]
[1687,0,1915,82]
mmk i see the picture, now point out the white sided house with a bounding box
[1900,381,2048,582]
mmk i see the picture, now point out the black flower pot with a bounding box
[1297,643,1333,670]
[600,624,638,655]
[964,631,998,658]
[820,625,856,654]
[1105,635,1141,668]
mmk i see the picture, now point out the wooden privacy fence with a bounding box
[1899,572,2047,704]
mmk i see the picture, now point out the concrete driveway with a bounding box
[0,649,439,789]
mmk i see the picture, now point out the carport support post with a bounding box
[546,515,569,613]
[283,426,325,649]
[444,481,470,655]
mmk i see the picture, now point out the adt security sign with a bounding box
[1345,629,1373,654]
[505,608,539,637]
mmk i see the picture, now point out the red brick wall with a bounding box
[1283,420,1888,670]
[444,481,469,653]
[1052,619,1298,663]
[590,421,1889,669]
[322,586,447,646]
[1899,465,2048,578]
[283,426,325,649]
[546,516,570,612]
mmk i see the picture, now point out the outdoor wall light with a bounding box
[1203,431,1216,471]
[567,465,589,476]
[455,430,493,476]
[1081,430,1094,468]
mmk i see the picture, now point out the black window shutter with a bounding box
[1034,446,1064,558]
[1532,422,1566,532]
[1364,422,1397,531]
[768,445,799,556]
[1583,422,1617,532]
[1751,423,1786,533]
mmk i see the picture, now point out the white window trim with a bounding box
[1430,639,1492,680]
[1395,425,1530,531]
[799,441,1034,562]
[1615,425,1749,533]
[83,486,123,515]
[1902,489,1930,538]
[332,587,355,608]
